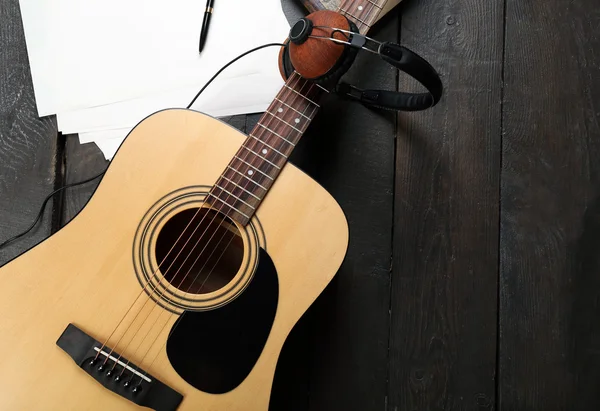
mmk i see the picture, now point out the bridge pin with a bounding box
[114,374,122,382]
[97,364,106,372]
[106,369,113,377]
[132,385,143,395]
[123,379,132,388]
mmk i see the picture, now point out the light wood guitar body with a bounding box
[0,109,348,410]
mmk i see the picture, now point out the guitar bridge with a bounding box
[56,324,183,411]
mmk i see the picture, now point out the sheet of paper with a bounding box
[19,0,290,116]
[94,137,126,160]
[58,72,281,134]
[78,128,131,144]
[75,71,281,159]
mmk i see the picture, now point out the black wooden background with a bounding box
[1,0,599,409]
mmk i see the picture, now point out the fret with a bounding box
[271,102,314,131]
[234,156,275,181]
[229,155,275,186]
[248,134,291,156]
[313,83,330,93]
[264,111,303,133]
[339,8,371,27]
[257,123,296,146]
[283,84,321,107]
[226,165,268,191]
[365,0,383,9]
[240,145,281,170]
[220,175,261,200]
[274,98,312,119]
[211,73,327,225]
[339,0,385,31]
[213,183,256,209]
[207,194,250,219]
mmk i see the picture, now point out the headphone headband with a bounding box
[280,12,443,112]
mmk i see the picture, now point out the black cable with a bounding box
[187,42,286,108]
[0,171,105,250]
[0,42,287,251]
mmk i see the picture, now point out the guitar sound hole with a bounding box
[155,207,244,294]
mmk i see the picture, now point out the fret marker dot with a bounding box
[358,5,363,10]
[295,118,300,124]
[248,170,254,175]
[262,148,268,155]
[277,108,283,113]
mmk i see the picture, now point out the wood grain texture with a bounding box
[0,0,59,265]
[499,0,600,409]
[60,135,109,225]
[389,0,502,408]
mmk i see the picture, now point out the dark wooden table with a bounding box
[1,0,599,409]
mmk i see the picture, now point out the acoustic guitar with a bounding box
[0,2,395,410]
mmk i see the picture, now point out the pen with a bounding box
[199,0,215,53]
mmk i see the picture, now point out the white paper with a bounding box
[19,0,290,116]
[94,137,125,160]
[78,128,131,144]
[58,72,281,134]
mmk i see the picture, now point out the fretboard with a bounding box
[338,0,387,34]
[206,71,326,225]
[206,0,388,225]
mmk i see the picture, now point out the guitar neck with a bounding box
[302,0,390,32]
[207,0,388,225]
[207,72,325,225]
[337,0,387,34]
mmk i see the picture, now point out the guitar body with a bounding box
[0,109,348,410]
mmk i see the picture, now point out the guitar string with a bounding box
[109,72,319,377]
[98,0,377,371]
[116,73,318,380]
[122,6,373,376]
[135,75,320,382]
[121,73,318,377]
[106,75,307,371]
[94,43,289,363]
[340,0,382,32]
[99,3,377,360]
[97,194,226,364]
[118,0,379,382]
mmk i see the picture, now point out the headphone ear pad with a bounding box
[278,40,295,80]
[279,18,359,86]
[311,19,360,87]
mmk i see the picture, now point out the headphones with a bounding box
[279,11,443,112]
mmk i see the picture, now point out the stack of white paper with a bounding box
[19,0,291,159]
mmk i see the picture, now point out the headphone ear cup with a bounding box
[278,40,295,81]
[280,17,359,86]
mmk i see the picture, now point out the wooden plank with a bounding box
[60,135,109,225]
[0,0,59,265]
[388,0,503,408]
[282,16,398,411]
[499,0,600,409]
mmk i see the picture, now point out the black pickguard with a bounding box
[166,248,279,394]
